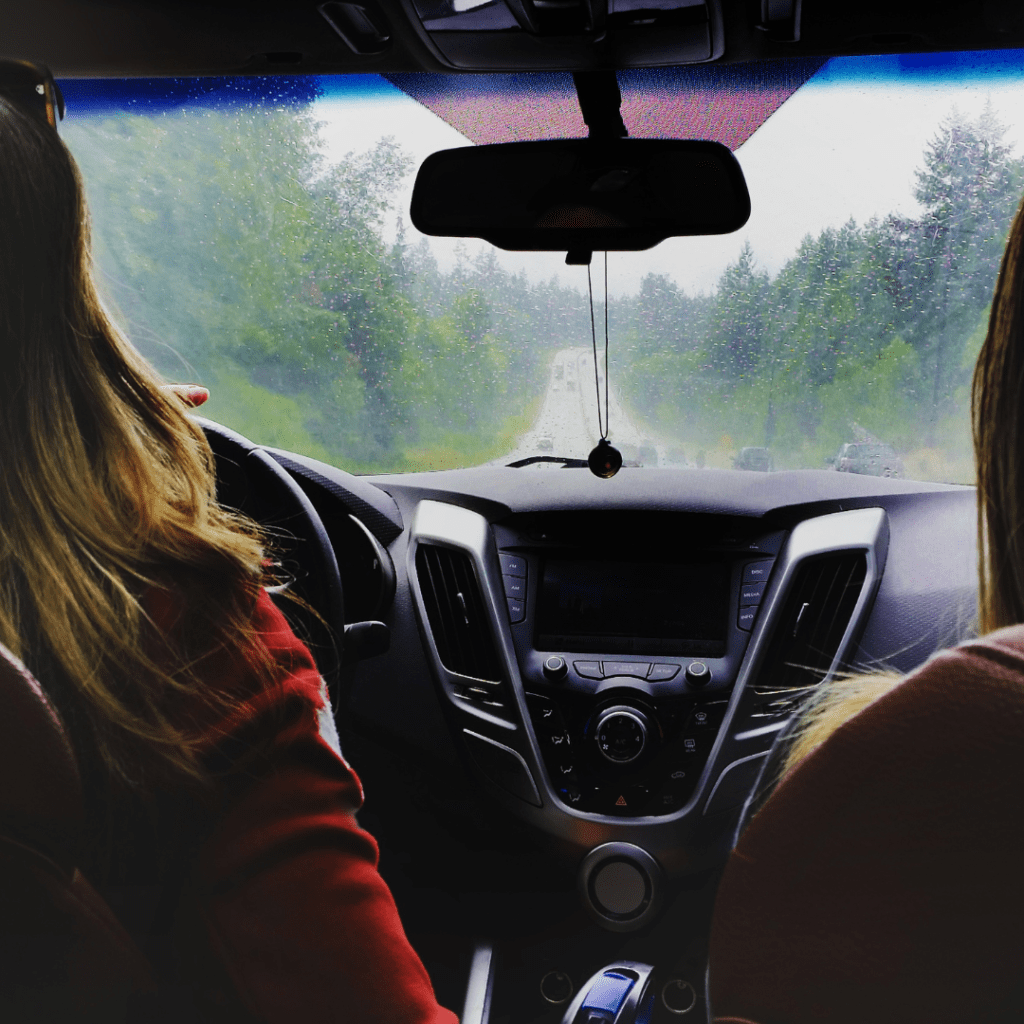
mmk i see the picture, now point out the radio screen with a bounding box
[536,559,729,655]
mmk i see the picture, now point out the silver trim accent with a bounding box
[578,842,665,932]
[461,941,495,1024]
[702,751,768,816]
[697,506,888,810]
[463,728,541,805]
[408,500,888,874]
[409,501,524,732]
[729,506,888,705]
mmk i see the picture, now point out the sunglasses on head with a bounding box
[0,59,64,129]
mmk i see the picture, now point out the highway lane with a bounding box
[498,347,670,468]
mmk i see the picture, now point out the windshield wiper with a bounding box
[506,455,590,469]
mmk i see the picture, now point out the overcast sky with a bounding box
[316,53,1024,298]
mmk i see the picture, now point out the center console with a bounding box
[494,515,785,820]
[409,498,887,956]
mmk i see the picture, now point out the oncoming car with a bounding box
[833,442,903,478]
[732,447,773,472]
[6,2,1023,1022]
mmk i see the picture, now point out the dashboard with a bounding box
[238,440,977,1022]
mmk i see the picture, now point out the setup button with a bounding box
[574,661,604,680]
[648,663,680,682]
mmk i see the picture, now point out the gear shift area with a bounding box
[559,961,656,1024]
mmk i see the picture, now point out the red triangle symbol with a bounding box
[615,795,627,806]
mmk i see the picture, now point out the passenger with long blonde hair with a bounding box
[0,65,456,1023]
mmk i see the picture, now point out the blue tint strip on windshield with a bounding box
[58,75,331,115]
[813,49,1024,85]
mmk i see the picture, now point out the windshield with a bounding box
[60,53,1024,481]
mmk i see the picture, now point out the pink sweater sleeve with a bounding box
[190,590,459,1024]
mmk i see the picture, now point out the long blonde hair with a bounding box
[780,196,1024,775]
[0,97,272,795]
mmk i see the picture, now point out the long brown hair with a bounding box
[972,194,1024,634]
[780,196,1024,775]
[0,97,272,795]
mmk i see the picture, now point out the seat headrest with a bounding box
[709,630,1024,1024]
[0,642,82,871]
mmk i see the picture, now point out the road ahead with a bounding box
[499,347,661,467]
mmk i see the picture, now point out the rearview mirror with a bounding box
[411,138,750,253]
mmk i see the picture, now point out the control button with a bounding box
[591,859,650,917]
[595,709,648,763]
[558,782,583,807]
[503,575,526,600]
[662,978,697,1015]
[737,606,757,631]
[546,730,571,749]
[687,701,727,731]
[527,694,558,719]
[539,971,574,1006]
[507,597,525,623]
[685,662,711,686]
[499,553,527,578]
[742,560,774,584]
[648,663,680,682]
[602,661,650,679]
[543,655,568,681]
[739,581,765,604]
[574,661,604,680]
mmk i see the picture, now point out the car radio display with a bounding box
[536,558,730,655]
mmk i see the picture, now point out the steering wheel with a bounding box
[196,418,345,710]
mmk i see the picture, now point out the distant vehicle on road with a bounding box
[733,447,773,472]
[832,442,903,477]
[537,435,554,452]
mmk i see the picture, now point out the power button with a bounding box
[544,656,568,681]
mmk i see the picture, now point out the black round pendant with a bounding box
[588,438,623,479]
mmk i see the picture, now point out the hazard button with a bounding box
[605,784,651,815]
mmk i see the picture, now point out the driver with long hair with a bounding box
[0,65,457,1023]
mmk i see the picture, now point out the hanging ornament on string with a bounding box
[585,252,622,478]
[588,437,622,478]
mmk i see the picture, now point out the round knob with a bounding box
[539,970,573,1006]
[594,707,648,763]
[685,662,711,687]
[543,655,568,681]
[661,978,697,1015]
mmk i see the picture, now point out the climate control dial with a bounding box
[594,706,650,764]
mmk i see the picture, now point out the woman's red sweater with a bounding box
[147,587,459,1024]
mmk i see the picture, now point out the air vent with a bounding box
[416,544,507,708]
[755,552,868,692]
